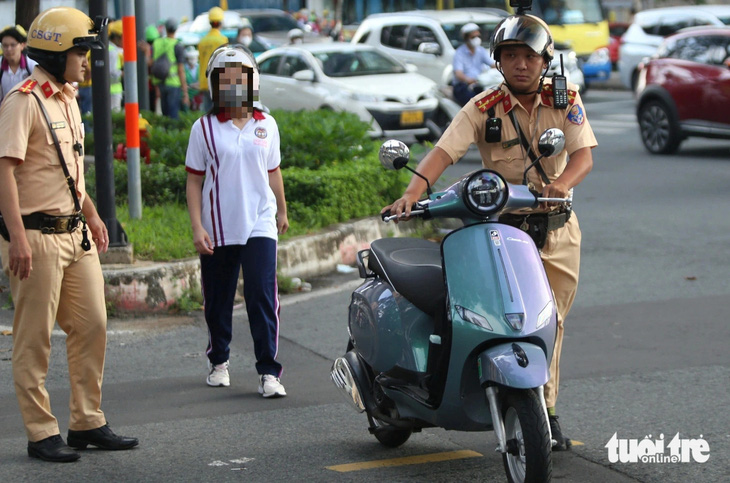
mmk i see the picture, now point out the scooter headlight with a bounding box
[536,300,554,330]
[463,170,508,217]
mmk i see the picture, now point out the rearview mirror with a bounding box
[417,42,441,55]
[537,128,565,157]
[292,69,315,82]
[379,140,410,170]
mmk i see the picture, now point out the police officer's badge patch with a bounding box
[567,105,584,125]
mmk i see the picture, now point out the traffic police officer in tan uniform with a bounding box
[0,7,138,462]
[385,14,597,451]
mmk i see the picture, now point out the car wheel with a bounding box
[631,69,640,93]
[638,100,681,154]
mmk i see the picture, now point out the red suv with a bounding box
[636,26,730,154]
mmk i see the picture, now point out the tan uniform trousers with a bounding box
[1,228,107,442]
[541,213,581,409]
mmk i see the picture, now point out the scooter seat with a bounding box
[368,238,445,316]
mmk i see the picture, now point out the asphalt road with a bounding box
[1,84,729,482]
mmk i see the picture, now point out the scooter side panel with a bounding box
[349,278,433,373]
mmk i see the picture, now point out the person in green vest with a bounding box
[150,18,188,119]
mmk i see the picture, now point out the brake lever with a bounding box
[382,209,426,223]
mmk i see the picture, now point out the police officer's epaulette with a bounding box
[541,84,577,108]
[475,89,505,113]
[18,79,38,94]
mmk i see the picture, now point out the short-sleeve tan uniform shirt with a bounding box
[437,80,597,192]
[0,67,86,216]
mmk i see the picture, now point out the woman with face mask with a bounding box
[185,45,289,399]
[452,22,496,107]
[237,25,254,47]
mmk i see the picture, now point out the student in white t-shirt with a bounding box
[0,25,37,104]
[185,45,289,398]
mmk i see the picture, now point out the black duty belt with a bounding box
[21,212,81,234]
[499,211,571,249]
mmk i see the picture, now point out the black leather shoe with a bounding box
[27,434,80,462]
[67,424,139,450]
[549,415,572,451]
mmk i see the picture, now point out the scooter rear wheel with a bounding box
[501,389,552,483]
[372,418,412,448]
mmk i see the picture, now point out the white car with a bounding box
[351,10,585,92]
[351,10,505,87]
[618,5,730,91]
[256,43,440,140]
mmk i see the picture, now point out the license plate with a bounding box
[400,110,423,126]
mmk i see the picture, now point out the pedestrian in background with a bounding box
[236,21,254,48]
[184,47,200,111]
[76,50,92,115]
[198,6,228,112]
[0,25,37,104]
[185,45,289,398]
[149,18,188,118]
[107,20,124,112]
[0,7,138,463]
[143,24,160,113]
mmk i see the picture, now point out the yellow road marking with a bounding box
[326,450,483,473]
[571,440,585,446]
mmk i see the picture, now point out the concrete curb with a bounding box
[100,217,419,316]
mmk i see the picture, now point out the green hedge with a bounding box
[84,109,410,241]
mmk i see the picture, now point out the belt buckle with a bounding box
[55,217,69,233]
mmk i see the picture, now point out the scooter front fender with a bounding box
[478,342,549,389]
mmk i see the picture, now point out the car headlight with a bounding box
[462,170,508,217]
[587,47,610,65]
[455,305,493,331]
[346,91,386,103]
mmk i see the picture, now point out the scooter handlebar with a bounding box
[536,197,572,204]
[382,207,426,222]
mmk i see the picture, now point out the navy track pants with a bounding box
[200,237,282,377]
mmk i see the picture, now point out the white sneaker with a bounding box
[207,361,230,387]
[258,374,286,398]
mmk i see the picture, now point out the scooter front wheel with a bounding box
[501,389,552,483]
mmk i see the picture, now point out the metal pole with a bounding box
[89,0,127,246]
[122,0,142,220]
[135,0,149,111]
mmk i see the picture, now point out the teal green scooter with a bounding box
[331,129,570,483]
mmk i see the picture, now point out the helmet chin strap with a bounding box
[496,62,551,96]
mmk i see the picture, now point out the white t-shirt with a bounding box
[185,110,281,246]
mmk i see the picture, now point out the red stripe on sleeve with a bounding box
[186,166,206,175]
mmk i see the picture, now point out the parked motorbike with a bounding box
[331,129,570,482]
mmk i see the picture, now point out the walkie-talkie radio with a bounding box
[553,53,568,109]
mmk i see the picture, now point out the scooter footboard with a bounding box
[478,342,549,389]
